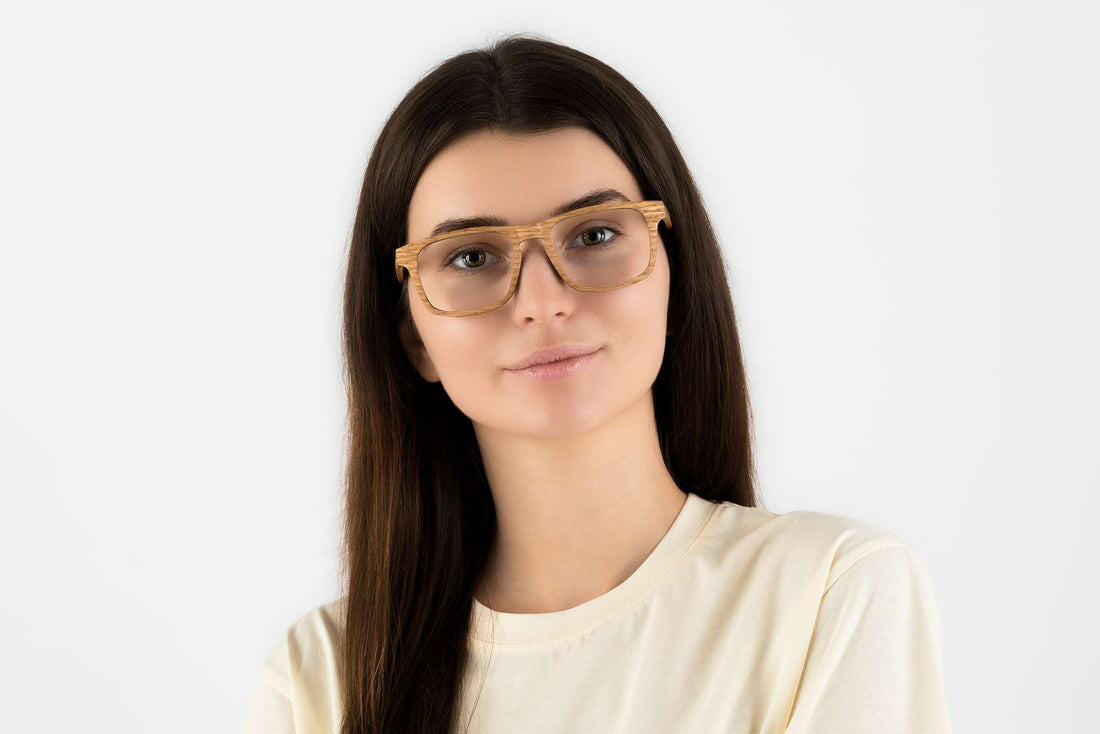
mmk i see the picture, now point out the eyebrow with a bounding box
[427,188,632,239]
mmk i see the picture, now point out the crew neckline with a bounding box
[468,491,719,648]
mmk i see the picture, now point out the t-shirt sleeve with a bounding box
[784,542,953,734]
[240,636,296,734]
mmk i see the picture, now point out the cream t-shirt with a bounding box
[241,493,952,732]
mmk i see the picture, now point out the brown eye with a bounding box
[461,251,487,268]
[442,247,494,270]
[573,226,621,249]
[581,229,608,246]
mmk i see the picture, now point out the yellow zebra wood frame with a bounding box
[394,200,672,317]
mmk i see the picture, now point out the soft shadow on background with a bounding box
[0,1,1096,732]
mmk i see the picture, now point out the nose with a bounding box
[507,237,574,320]
[518,236,559,274]
[514,238,567,286]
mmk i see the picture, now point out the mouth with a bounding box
[508,344,602,371]
[505,348,601,382]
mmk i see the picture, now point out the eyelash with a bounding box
[441,225,624,269]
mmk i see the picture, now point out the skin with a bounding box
[399,125,688,614]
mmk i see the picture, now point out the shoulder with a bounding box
[772,509,941,619]
[776,508,915,591]
[250,597,347,732]
[775,511,952,731]
[261,596,347,686]
[287,596,346,652]
[698,499,927,595]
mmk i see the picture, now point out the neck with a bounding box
[471,390,687,614]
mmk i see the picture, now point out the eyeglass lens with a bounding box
[415,207,651,313]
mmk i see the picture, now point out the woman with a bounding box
[241,33,952,734]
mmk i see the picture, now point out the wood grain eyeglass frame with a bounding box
[394,199,673,317]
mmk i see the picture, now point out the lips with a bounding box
[507,344,601,370]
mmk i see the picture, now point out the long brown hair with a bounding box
[338,32,760,733]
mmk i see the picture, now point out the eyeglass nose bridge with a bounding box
[511,223,570,282]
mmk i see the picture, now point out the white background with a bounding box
[1,1,1096,732]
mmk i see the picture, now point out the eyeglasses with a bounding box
[394,200,672,317]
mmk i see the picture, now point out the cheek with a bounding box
[622,249,671,338]
[425,323,494,375]
[415,314,505,412]
[431,334,513,430]
[632,252,672,376]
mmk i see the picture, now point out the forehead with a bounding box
[407,126,644,242]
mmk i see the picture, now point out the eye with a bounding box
[572,225,622,249]
[441,247,504,271]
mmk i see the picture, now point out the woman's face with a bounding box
[401,126,670,440]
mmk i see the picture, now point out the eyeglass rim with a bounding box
[393,199,672,318]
